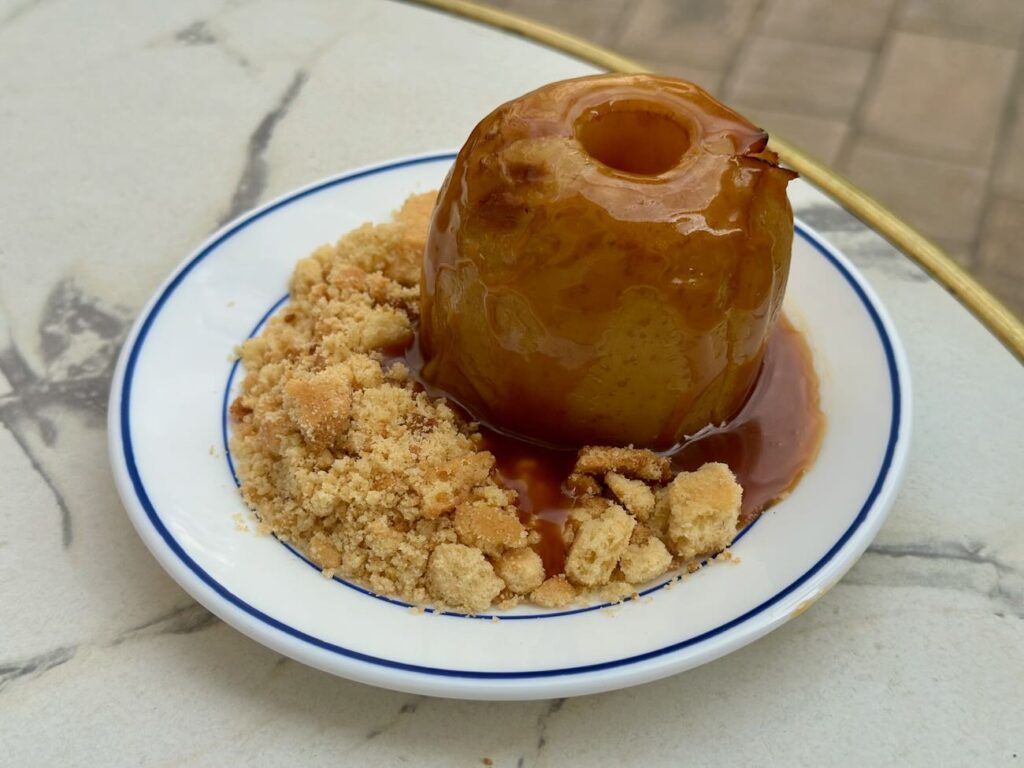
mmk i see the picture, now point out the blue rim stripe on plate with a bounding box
[119,153,902,679]
[219,294,762,620]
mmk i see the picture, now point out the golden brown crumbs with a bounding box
[427,543,504,613]
[618,536,672,584]
[565,472,601,497]
[530,575,577,609]
[605,471,656,519]
[574,446,671,483]
[565,504,635,587]
[493,547,545,595]
[453,500,527,556]
[495,594,523,611]
[655,463,742,561]
[230,193,745,613]
[597,581,636,603]
[715,549,741,564]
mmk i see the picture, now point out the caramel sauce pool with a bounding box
[388,315,824,576]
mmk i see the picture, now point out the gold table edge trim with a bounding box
[407,0,1024,362]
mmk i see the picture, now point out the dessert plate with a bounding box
[108,152,911,700]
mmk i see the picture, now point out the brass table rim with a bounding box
[405,0,1024,362]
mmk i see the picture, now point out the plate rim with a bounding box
[107,151,913,698]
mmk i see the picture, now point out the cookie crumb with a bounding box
[565,504,634,587]
[574,446,670,482]
[605,471,655,519]
[493,547,545,595]
[228,194,747,612]
[530,575,577,608]
[426,543,504,613]
[657,463,742,560]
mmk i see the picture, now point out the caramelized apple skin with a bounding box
[421,74,796,449]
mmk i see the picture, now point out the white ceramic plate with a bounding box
[109,152,911,700]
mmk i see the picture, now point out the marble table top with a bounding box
[1,1,1021,764]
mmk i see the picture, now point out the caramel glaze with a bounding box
[420,74,797,450]
[387,313,823,577]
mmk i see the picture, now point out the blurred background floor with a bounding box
[476,0,1024,319]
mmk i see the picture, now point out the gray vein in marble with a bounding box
[857,541,1023,617]
[0,646,75,693]
[0,279,129,547]
[362,696,424,742]
[868,540,1015,571]
[219,69,308,226]
[175,20,216,46]
[113,602,219,645]
[0,0,43,30]
[525,698,565,766]
[0,417,72,545]
[0,602,217,694]
[170,17,249,68]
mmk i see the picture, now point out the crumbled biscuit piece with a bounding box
[493,547,545,595]
[355,306,413,352]
[630,523,651,545]
[394,193,435,265]
[530,575,577,609]
[562,496,612,547]
[565,504,636,587]
[421,452,496,519]
[565,472,601,497]
[308,532,342,570]
[231,193,748,612]
[426,543,504,613]
[604,471,656,519]
[574,446,671,482]
[618,537,672,584]
[598,581,636,603]
[454,501,527,556]
[658,462,742,560]
[331,192,436,288]
[494,594,522,610]
[229,396,252,422]
[346,354,385,390]
[282,365,352,450]
[291,256,324,297]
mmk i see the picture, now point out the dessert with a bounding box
[230,75,824,614]
[421,74,796,448]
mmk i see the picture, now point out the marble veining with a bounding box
[0,0,43,29]
[0,280,130,547]
[0,602,217,693]
[220,69,309,226]
[0,1,1021,765]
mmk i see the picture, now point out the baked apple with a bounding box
[420,74,796,449]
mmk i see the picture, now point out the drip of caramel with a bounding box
[388,315,823,576]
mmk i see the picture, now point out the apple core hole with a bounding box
[575,105,690,175]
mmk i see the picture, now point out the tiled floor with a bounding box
[480,0,1024,319]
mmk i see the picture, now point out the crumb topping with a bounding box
[574,446,672,483]
[230,194,745,613]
